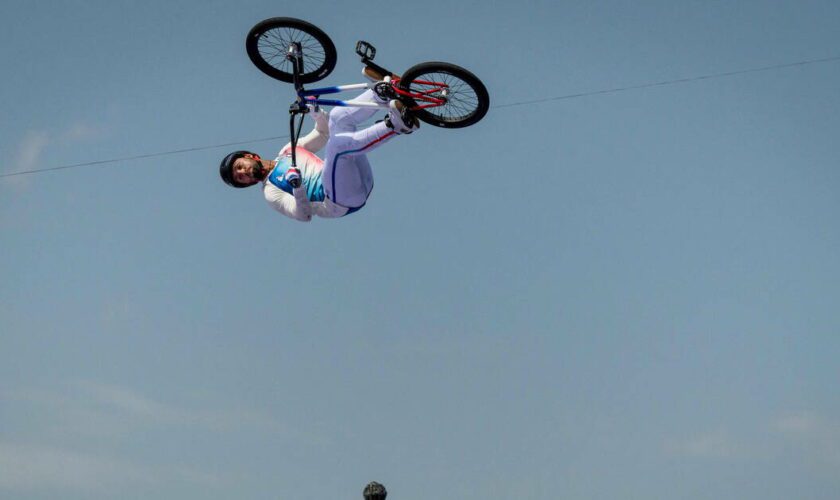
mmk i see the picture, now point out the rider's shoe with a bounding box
[362,66,385,82]
[385,100,420,134]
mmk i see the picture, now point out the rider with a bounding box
[218,70,419,221]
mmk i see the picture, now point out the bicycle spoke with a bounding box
[406,70,483,121]
[257,27,328,78]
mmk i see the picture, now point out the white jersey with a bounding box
[262,145,347,221]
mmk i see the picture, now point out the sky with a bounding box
[1,0,839,499]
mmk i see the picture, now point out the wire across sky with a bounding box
[2,54,838,179]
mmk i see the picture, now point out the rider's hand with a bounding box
[307,103,329,132]
[284,167,302,188]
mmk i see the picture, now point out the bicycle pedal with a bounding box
[355,40,376,60]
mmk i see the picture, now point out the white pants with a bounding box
[323,90,397,210]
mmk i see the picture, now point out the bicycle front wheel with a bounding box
[246,17,337,84]
[399,62,490,128]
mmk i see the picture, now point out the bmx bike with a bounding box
[245,17,490,170]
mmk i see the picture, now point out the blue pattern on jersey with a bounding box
[267,156,325,202]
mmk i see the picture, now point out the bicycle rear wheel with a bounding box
[246,17,337,84]
[398,62,490,128]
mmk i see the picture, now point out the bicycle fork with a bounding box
[287,42,308,172]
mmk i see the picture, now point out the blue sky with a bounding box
[2,1,839,499]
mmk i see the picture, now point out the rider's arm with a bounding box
[264,185,313,222]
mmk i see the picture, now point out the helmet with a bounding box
[363,481,387,500]
[219,150,263,188]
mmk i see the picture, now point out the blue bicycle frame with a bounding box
[297,83,387,109]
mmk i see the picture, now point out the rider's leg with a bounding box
[323,86,420,208]
[323,151,376,209]
[296,105,330,153]
[278,106,330,155]
[323,88,405,208]
[323,120,398,208]
[328,89,385,134]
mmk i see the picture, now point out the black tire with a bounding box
[399,62,490,128]
[246,17,337,84]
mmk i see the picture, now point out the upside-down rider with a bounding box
[218,68,419,221]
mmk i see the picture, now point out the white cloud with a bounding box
[3,123,103,185]
[74,380,182,423]
[2,380,310,440]
[0,443,222,492]
[0,443,156,491]
[73,380,298,436]
[771,412,832,436]
[15,130,50,172]
[771,412,840,468]
[100,297,136,327]
[0,382,289,492]
[59,122,102,143]
[664,412,840,472]
[664,431,739,459]
[2,130,49,189]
